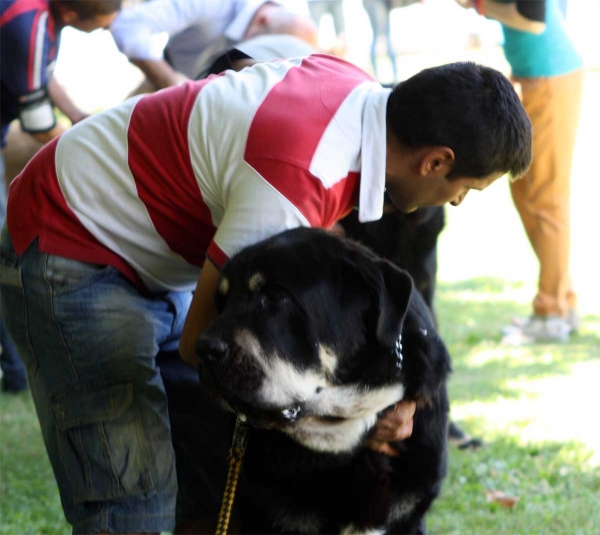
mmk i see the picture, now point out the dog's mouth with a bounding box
[198,362,305,427]
[222,396,305,429]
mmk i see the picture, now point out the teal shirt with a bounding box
[499,0,583,77]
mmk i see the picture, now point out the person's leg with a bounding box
[0,315,28,392]
[329,0,347,55]
[383,2,398,81]
[1,122,44,184]
[0,151,28,392]
[308,1,329,32]
[0,225,179,534]
[363,0,385,80]
[510,69,584,320]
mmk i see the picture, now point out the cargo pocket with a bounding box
[51,380,156,504]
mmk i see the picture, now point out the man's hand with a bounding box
[131,58,186,90]
[365,400,416,457]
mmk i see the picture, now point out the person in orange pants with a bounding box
[458,0,584,341]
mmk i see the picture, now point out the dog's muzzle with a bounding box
[195,336,304,427]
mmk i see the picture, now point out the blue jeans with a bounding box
[0,224,189,533]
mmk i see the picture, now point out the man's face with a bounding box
[385,171,503,214]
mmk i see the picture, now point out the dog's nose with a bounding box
[195,337,229,361]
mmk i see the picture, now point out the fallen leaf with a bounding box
[486,490,520,509]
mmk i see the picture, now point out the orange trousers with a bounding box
[510,68,584,318]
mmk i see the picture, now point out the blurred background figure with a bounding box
[457,0,585,343]
[110,0,318,93]
[0,0,122,393]
[307,0,347,55]
[361,0,422,83]
[362,0,398,82]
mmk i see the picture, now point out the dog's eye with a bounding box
[261,286,291,305]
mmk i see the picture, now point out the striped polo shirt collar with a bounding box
[358,84,391,223]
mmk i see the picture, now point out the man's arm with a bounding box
[47,76,88,125]
[180,259,221,368]
[111,0,209,88]
[130,58,184,90]
[457,0,546,34]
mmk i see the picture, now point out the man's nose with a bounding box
[450,190,469,207]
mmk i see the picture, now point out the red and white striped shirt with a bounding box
[8,55,390,292]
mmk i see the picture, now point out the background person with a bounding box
[457,0,584,342]
[307,0,347,55]
[0,0,122,393]
[110,0,319,91]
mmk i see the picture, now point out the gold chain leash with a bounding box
[215,416,248,535]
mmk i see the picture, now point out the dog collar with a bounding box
[393,334,403,369]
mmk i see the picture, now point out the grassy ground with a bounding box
[428,278,600,534]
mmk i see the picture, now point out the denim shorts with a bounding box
[0,224,194,533]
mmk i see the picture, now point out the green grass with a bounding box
[1,277,599,534]
[0,394,68,535]
[426,278,600,534]
[430,433,600,534]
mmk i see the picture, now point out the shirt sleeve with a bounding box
[1,9,56,133]
[110,0,214,61]
[206,168,310,269]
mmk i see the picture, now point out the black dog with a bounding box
[339,202,445,317]
[194,227,451,534]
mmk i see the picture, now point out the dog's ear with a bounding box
[401,291,452,407]
[374,260,413,348]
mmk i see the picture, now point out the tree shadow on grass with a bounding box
[435,277,600,404]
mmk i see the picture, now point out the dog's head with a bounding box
[196,228,450,453]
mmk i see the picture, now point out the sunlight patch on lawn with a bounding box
[460,342,597,369]
[452,360,600,465]
[441,284,532,304]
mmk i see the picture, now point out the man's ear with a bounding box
[419,147,455,177]
[374,260,413,349]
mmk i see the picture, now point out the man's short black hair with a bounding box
[53,0,122,19]
[387,62,532,180]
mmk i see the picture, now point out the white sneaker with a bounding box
[566,309,581,332]
[510,311,580,333]
[506,315,571,343]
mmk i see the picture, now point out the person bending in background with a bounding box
[110,0,318,92]
[457,0,584,342]
[0,0,122,393]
